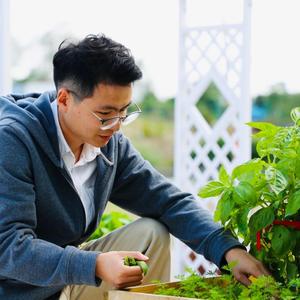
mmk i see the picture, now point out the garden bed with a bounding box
[106,281,199,300]
[106,271,300,299]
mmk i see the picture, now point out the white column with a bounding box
[0,0,11,95]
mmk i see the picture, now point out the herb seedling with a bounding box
[123,256,149,275]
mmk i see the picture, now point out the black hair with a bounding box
[53,34,142,99]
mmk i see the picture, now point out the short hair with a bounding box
[53,34,142,99]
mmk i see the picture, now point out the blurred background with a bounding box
[2,0,300,177]
[1,0,300,277]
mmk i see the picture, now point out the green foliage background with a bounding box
[123,85,300,172]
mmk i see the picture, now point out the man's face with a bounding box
[57,83,132,149]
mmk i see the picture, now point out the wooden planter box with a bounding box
[106,282,194,300]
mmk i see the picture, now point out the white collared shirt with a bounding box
[51,100,101,231]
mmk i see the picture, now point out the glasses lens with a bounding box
[126,103,139,114]
[122,113,140,126]
[100,118,119,130]
[98,103,141,130]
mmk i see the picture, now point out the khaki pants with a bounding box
[59,217,170,300]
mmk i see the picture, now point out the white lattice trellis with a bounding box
[172,0,252,278]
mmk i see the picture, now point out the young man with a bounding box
[0,34,269,300]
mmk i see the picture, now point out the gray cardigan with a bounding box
[0,92,242,299]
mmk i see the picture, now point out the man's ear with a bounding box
[57,88,71,112]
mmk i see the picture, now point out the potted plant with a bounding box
[199,107,300,283]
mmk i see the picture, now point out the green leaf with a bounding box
[287,262,298,280]
[232,181,257,205]
[232,159,264,182]
[246,122,278,133]
[236,208,250,238]
[214,190,234,224]
[256,137,274,158]
[293,231,300,252]
[290,107,300,126]
[282,148,297,159]
[198,181,225,198]
[249,207,275,234]
[295,159,300,179]
[137,260,149,275]
[124,257,149,275]
[271,226,292,256]
[285,190,300,217]
[265,167,288,195]
[249,243,266,262]
[218,165,231,186]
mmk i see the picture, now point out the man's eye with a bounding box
[97,111,111,116]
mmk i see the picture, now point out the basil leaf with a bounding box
[218,165,231,186]
[290,107,300,125]
[246,122,278,133]
[285,190,300,217]
[236,208,250,238]
[265,167,288,195]
[198,181,225,198]
[233,181,256,205]
[249,207,275,235]
[214,190,234,224]
[287,262,298,280]
[271,226,293,256]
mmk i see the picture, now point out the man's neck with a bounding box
[58,114,84,163]
[72,144,84,163]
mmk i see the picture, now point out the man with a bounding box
[0,34,269,300]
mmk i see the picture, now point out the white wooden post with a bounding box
[172,0,252,278]
[0,0,11,95]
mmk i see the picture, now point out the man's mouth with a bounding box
[99,135,112,142]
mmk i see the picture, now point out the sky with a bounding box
[8,0,300,99]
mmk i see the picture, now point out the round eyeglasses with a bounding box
[91,103,142,130]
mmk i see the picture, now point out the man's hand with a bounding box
[224,248,271,286]
[95,251,149,289]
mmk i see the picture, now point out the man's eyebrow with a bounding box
[97,102,132,111]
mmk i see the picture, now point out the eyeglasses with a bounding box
[91,102,142,130]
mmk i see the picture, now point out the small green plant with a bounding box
[199,107,300,283]
[154,268,300,299]
[87,211,132,241]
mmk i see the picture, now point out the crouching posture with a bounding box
[0,34,269,300]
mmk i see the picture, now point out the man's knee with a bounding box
[135,218,170,246]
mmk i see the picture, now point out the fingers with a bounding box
[225,248,272,286]
[245,258,271,278]
[123,265,143,276]
[114,273,144,289]
[234,261,270,287]
[120,251,149,261]
[234,271,252,286]
[96,250,149,288]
